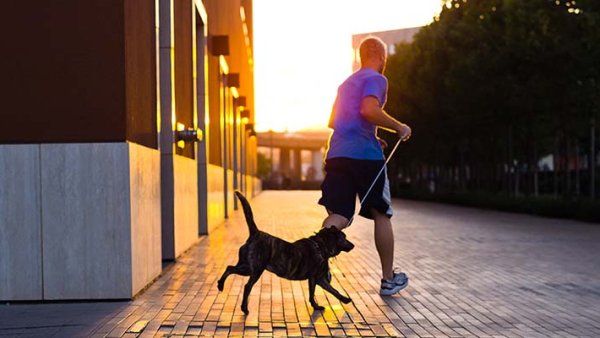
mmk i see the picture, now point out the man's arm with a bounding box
[360,96,411,141]
[327,96,338,129]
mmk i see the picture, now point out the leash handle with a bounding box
[346,138,402,227]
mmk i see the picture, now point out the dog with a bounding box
[217,191,355,314]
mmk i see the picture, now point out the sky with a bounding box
[253,0,444,132]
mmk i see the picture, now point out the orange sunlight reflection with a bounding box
[254,0,443,132]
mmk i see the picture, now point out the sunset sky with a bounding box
[253,0,444,132]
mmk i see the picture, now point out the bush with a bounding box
[398,189,600,223]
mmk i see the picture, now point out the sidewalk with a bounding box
[2,191,600,337]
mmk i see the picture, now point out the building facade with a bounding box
[0,0,258,301]
[352,27,421,71]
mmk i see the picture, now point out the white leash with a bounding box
[346,138,403,227]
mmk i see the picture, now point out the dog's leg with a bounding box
[317,279,352,304]
[217,265,250,291]
[308,278,325,311]
[241,269,264,315]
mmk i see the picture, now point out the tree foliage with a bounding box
[385,0,600,198]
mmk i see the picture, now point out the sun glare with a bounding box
[253,0,443,132]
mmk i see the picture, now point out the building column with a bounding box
[292,149,302,185]
[280,147,291,176]
[279,147,291,189]
[311,150,324,180]
[159,0,176,261]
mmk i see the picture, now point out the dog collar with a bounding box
[307,237,327,263]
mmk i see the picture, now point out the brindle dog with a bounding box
[217,191,355,314]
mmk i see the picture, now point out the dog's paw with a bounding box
[340,296,352,304]
[241,305,249,315]
[311,303,325,311]
[217,280,224,292]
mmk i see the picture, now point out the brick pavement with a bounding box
[1,191,600,337]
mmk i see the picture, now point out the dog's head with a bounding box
[316,227,355,257]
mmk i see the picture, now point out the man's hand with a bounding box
[395,123,412,141]
[360,97,412,142]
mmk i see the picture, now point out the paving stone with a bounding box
[1,191,600,337]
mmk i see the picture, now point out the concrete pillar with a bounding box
[311,150,324,180]
[159,0,199,260]
[195,11,208,235]
[279,147,291,189]
[159,0,176,260]
[232,107,239,210]
[293,149,302,185]
[280,147,290,175]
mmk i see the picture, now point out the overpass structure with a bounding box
[257,130,329,187]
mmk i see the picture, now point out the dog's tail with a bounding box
[234,191,258,236]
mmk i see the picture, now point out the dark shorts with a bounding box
[318,157,393,221]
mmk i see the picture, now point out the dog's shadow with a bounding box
[307,290,354,322]
[310,310,324,322]
[309,305,350,324]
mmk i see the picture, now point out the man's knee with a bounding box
[371,208,391,224]
[323,211,350,230]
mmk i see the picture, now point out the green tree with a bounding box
[385,0,600,199]
[257,152,272,180]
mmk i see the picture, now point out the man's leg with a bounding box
[319,158,356,230]
[372,208,394,280]
[322,210,350,230]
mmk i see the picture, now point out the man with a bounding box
[319,37,412,296]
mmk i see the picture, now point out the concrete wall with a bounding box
[0,142,162,300]
[129,144,162,295]
[41,143,132,299]
[207,164,226,233]
[173,155,200,258]
[0,145,43,300]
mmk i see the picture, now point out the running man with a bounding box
[319,37,412,296]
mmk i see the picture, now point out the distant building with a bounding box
[257,130,329,189]
[352,27,422,71]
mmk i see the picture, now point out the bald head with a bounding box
[359,37,387,73]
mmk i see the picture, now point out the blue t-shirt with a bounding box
[325,68,388,160]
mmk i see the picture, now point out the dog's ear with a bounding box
[317,227,336,241]
[322,226,341,234]
[320,226,354,254]
[325,226,346,238]
[320,226,346,238]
